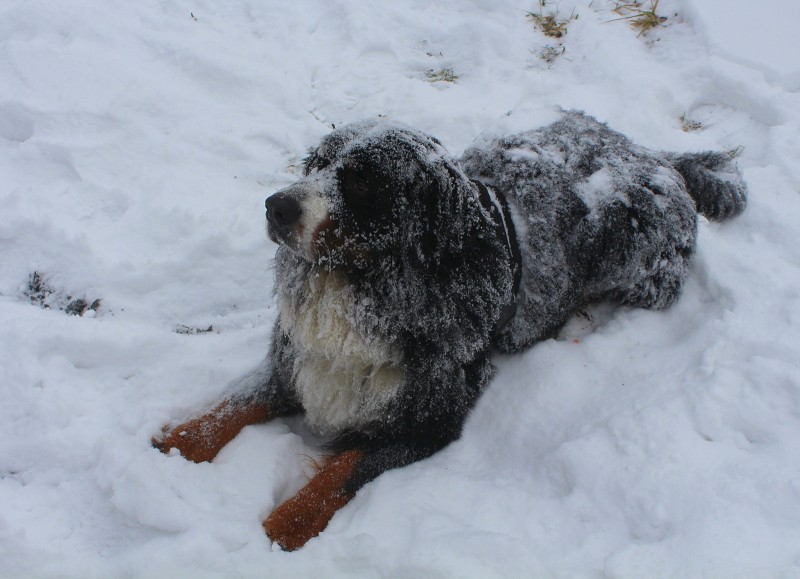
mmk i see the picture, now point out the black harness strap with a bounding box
[472,179,522,334]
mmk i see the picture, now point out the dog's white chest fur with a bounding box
[278,270,404,433]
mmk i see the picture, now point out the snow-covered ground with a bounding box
[2,0,799,576]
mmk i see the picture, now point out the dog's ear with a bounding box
[406,160,482,272]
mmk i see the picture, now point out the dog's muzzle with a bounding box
[266,193,302,243]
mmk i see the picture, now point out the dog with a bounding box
[154,111,747,550]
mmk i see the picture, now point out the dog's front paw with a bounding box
[153,400,272,463]
[263,450,361,551]
[152,419,222,463]
[263,488,351,551]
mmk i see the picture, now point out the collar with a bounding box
[472,179,522,334]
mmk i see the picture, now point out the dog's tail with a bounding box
[668,151,748,221]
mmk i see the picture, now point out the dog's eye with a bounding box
[340,167,371,204]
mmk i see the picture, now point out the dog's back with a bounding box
[460,111,747,353]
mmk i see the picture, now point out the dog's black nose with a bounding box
[266,193,302,228]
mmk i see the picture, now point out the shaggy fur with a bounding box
[155,111,747,550]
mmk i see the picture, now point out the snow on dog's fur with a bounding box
[155,111,747,551]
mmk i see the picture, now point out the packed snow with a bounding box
[1,0,799,576]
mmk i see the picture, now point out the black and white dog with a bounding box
[155,111,747,550]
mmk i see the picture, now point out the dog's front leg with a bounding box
[153,393,272,463]
[263,449,363,551]
[154,330,299,463]
[262,349,486,551]
[263,441,447,551]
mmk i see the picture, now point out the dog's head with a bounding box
[266,121,481,272]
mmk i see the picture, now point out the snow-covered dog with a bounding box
[154,111,747,550]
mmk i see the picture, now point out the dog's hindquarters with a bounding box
[613,150,747,309]
[581,173,698,311]
[461,112,748,353]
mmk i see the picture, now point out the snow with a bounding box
[1,0,799,576]
[684,0,800,90]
